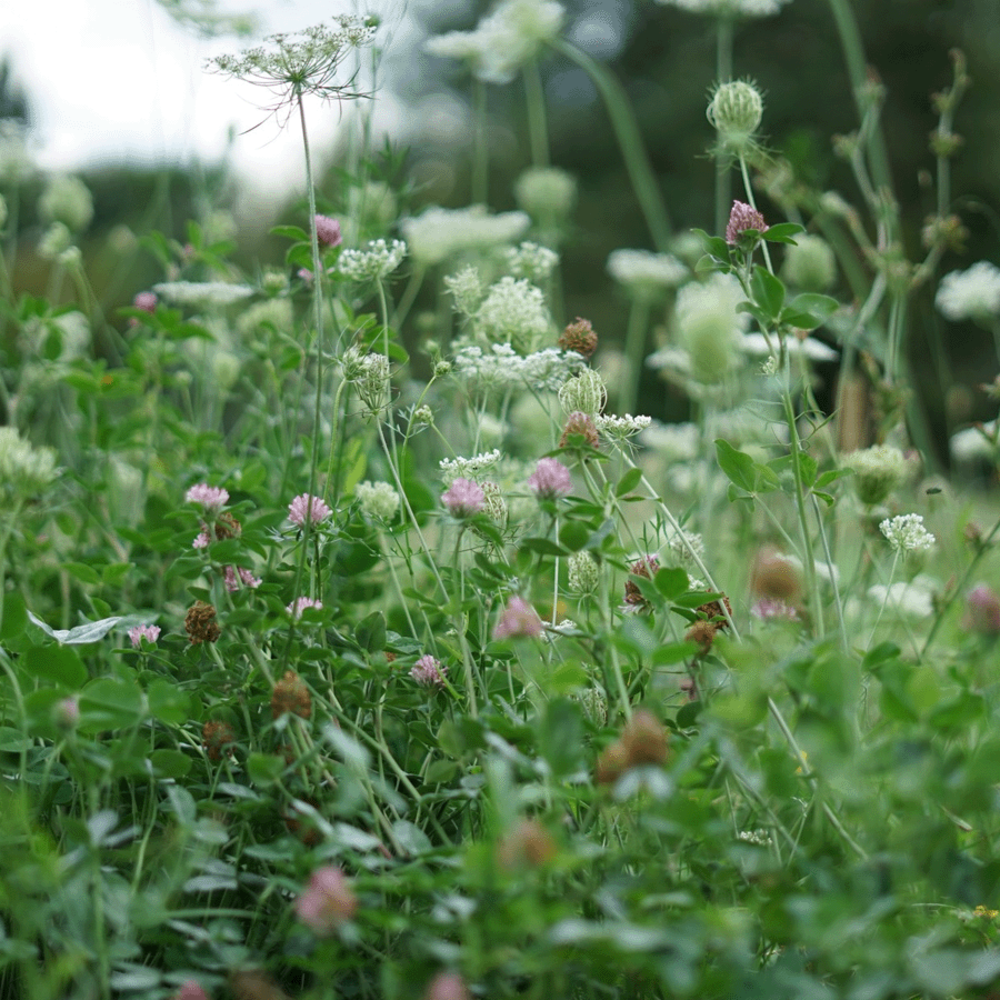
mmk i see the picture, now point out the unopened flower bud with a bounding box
[559,369,606,416]
[568,550,600,594]
[707,80,763,149]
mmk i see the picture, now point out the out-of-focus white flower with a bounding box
[355,481,400,521]
[935,262,1000,322]
[846,444,909,505]
[154,281,255,308]
[445,266,485,317]
[440,449,503,486]
[673,273,750,382]
[595,414,652,440]
[607,249,687,295]
[38,174,94,232]
[739,332,838,363]
[0,119,33,184]
[453,343,585,392]
[781,233,837,291]
[0,427,57,499]
[401,206,530,266]
[505,241,559,281]
[950,422,999,464]
[425,0,566,85]
[655,0,792,17]
[639,420,699,461]
[868,575,937,618]
[514,166,577,220]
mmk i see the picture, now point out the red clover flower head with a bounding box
[287,596,323,620]
[288,493,332,526]
[295,866,357,934]
[494,595,543,640]
[528,457,573,500]
[442,477,486,518]
[411,654,447,688]
[725,200,766,245]
[965,584,1000,634]
[425,972,471,1000]
[315,214,342,248]
[186,483,229,513]
[133,291,157,313]
[176,982,210,1000]
[224,565,262,592]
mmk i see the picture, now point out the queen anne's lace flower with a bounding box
[504,242,559,281]
[879,513,935,553]
[453,344,584,393]
[154,281,255,308]
[338,239,407,281]
[514,166,577,220]
[607,249,687,293]
[655,0,792,17]
[473,276,551,353]
[440,449,503,486]
[401,206,530,266]
[596,414,652,440]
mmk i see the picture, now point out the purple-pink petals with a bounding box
[750,598,799,622]
[288,493,332,527]
[287,597,323,619]
[295,865,357,934]
[411,654,446,688]
[441,477,485,518]
[128,624,161,648]
[493,595,543,640]
[133,290,157,313]
[965,584,1000,634]
[315,214,343,248]
[528,457,573,500]
[224,566,262,593]
[725,200,766,245]
[185,483,229,512]
[175,981,210,1000]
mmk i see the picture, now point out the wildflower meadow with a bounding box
[3,1,1000,998]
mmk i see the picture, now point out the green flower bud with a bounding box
[782,234,837,292]
[707,80,764,149]
[558,369,607,416]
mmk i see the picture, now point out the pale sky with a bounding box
[0,0,416,196]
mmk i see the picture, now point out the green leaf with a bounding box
[63,562,101,586]
[654,567,689,601]
[355,611,386,653]
[247,752,285,787]
[147,679,191,726]
[558,521,590,552]
[815,468,852,490]
[615,467,643,497]
[79,676,144,732]
[762,222,804,244]
[751,266,785,322]
[270,224,309,242]
[715,439,757,493]
[24,645,88,688]
[691,228,730,261]
[148,749,192,779]
[520,537,570,557]
[539,699,585,778]
[652,641,698,666]
[0,592,27,641]
[798,451,818,489]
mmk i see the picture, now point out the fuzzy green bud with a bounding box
[558,369,607,417]
[568,550,600,594]
[846,444,908,506]
[514,166,577,221]
[38,174,94,232]
[707,80,763,149]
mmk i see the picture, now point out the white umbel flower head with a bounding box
[401,206,530,267]
[154,281,255,308]
[505,242,559,281]
[655,0,792,17]
[781,233,837,292]
[867,576,936,618]
[338,239,407,282]
[514,166,577,220]
[473,276,551,353]
[607,249,688,297]
[425,0,566,85]
[845,444,908,506]
[38,175,94,232]
[935,261,1000,322]
[879,513,935,553]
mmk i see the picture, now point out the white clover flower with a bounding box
[879,513,935,553]
[514,166,577,220]
[444,266,485,317]
[400,206,530,266]
[739,332,838,363]
[935,262,1000,322]
[655,0,792,17]
[38,174,94,232]
[595,414,652,440]
[153,281,255,308]
[867,576,937,618]
[504,241,559,281]
[338,239,407,282]
[425,0,566,85]
[607,249,687,295]
[0,427,57,499]
[439,449,503,486]
[473,276,552,353]
[355,480,401,521]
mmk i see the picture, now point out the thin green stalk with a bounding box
[620,296,651,419]
[713,17,734,237]
[523,58,550,169]
[549,37,672,250]
[472,77,489,204]
[737,153,773,273]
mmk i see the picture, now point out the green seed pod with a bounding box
[707,80,764,149]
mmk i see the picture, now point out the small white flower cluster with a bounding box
[868,575,937,618]
[444,266,485,317]
[504,241,559,282]
[153,281,255,308]
[950,422,999,464]
[355,480,401,521]
[879,513,936,553]
[341,348,391,413]
[639,420,699,461]
[664,526,705,565]
[401,206,530,266]
[935,261,1000,322]
[739,332,838,363]
[672,273,751,383]
[473,277,552,354]
[737,829,774,846]
[606,249,687,294]
[595,414,652,440]
[338,239,407,282]
[439,449,503,486]
[655,0,792,17]
[453,343,585,392]
[424,0,566,85]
